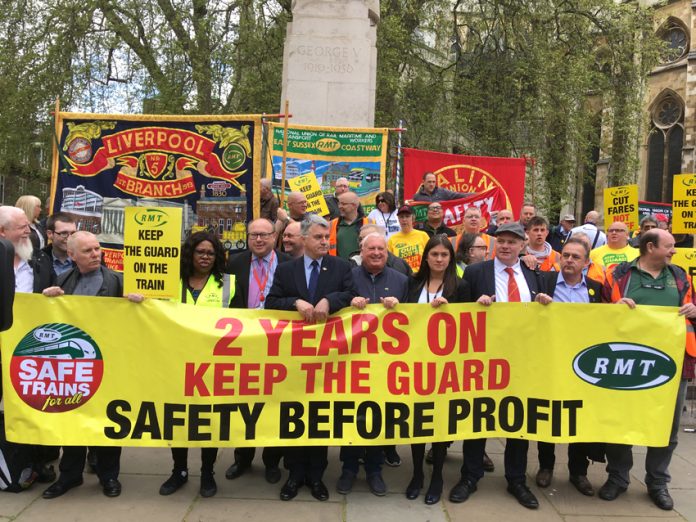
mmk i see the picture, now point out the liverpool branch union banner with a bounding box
[2,294,684,448]
[403,148,526,222]
[267,123,388,213]
[51,113,263,269]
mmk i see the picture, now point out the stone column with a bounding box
[683,2,696,172]
[281,0,379,127]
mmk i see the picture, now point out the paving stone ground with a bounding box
[3,407,696,521]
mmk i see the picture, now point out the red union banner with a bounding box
[403,148,526,219]
[410,188,506,231]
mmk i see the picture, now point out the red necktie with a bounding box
[505,267,521,302]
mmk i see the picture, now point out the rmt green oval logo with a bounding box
[573,343,676,390]
[134,208,168,227]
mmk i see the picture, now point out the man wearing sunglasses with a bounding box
[599,229,696,511]
[590,221,637,271]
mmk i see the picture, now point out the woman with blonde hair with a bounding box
[15,194,45,250]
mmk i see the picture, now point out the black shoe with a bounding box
[649,488,674,510]
[225,461,249,480]
[598,480,627,501]
[102,478,122,497]
[406,476,423,500]
[569,474,594,496]
[42,478,83,499]
[336,470,356,495]
[308,479,329,501]
[159,470,188,495]
[507,482,539,509]
[37,464,56,483]
[424,480,443,505]
[449,478,477,503]
[280,477,302,501]
[535,468,553,488]
[483,452,495,472]
[367,472,387,497]
[384,447,401,467]
[265,466,282,484]
[200,472,217,498]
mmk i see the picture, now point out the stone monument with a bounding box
[280,0,379,127]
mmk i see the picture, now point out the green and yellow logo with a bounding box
[315,138,341,153]
[573,342,676,390]
[222,143,247,171]
[134,208,168,227]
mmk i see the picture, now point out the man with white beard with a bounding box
[0,206,55,292]
[0,205,57,485]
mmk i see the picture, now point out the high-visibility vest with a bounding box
[538,250,560,272]
[175,273,234,308]
[329,217,368,256]
[604,264,696,357]
[450,232,496,261]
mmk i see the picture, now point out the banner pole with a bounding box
[280,100,290,206]
[396,119,403,204]
[49,97,61,214]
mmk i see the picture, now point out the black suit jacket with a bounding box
[544,272,602,303]
[0,239,14,331]
[266,255,356,313]
[463,259,544,301]
[226,249,291,309]
[30,249,56,293]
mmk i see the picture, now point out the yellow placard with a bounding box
[671,173,696,234]
[122,207,182,298]
[604,184,639,231]
[671,248,696,285]
[2,294,685,448]
[288,173,330,216]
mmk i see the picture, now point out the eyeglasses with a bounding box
[428,207,442,211]
[194,249,216,257]
[638,270,666,290]
[53,230,76,238]
[248,232,274,240]
[607,228,626,233]
[376,199,386,203]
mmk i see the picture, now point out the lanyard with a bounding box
[426,278,444,303]
[252,251,275,302]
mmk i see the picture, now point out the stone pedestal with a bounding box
[281,0,379,127]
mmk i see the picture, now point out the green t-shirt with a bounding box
[626,264,680,307]
[336,219,360,259]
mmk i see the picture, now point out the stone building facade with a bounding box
[583,0,696,221]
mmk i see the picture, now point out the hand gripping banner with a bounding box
[1,294,684,448]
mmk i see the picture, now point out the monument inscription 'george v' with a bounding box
[281,0,379,127]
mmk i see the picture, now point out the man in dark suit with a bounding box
[452,222,544,509]
[533,237,605,496]
[266,214,356,501]
[225,218,289,484]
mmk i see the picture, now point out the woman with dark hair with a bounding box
[405,235,470,504]
[367,191,400,238]
[455,232,488,276]
[159,231,234,498]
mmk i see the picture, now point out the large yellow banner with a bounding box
[1,294,685,447]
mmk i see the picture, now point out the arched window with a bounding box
[657,18,689,64]
[646,93,684,202]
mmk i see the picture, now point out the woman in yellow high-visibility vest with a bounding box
[159,231,234,498]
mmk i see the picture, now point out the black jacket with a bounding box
[58,266,123,297]
[406,275,471,303]
[226,249,291,308]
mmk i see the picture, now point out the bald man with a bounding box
[569,211,606,249]
[324,177,364,220]
[590,221,637,270]
[329,192,368,258]
[260,178,279,222]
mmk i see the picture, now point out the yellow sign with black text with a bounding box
[288,174,329,216]
[671,173,696,234]
[122,207,182,298]
[604,184,639,231]
[1,294,684,447]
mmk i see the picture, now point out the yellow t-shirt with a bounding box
[590,244,638,270]
[388,230,430,271]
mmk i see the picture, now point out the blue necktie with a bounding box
[308,260,319,302]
